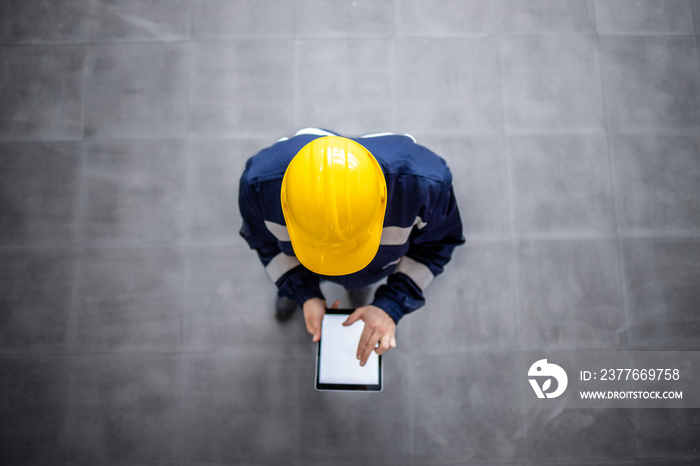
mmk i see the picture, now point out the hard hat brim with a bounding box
[286,213,384,277]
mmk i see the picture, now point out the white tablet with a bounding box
[315,309,383,392]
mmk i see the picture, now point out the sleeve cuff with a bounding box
[290,284,325,308]
[371,296,405,324]
[275,265,325,308]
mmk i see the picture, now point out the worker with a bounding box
[239,128,464,366]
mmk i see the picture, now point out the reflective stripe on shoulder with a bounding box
[360,132,417,143]
[395,256,434,291]
[294,127,337,137]
[265,253,301,283]
[361,132,395,138]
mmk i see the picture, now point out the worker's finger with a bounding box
[360,332,381,366]
[355,325,374,360]
[304,313,314,335]
[305,315,321,342]
[331,299,340,309]
[375,333,395,356]
[343,307,365,326]
[304,309,324,342]
[313,312,324,342]
[390,335,397,349]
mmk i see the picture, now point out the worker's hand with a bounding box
[303,297,340,343]
[343,305,397,366]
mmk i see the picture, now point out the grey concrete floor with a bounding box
[1,1,700,465]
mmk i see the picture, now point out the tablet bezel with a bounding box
[315,308,383,392]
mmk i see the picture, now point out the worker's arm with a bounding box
[238,169,325,307]
[371,182,465,324]
[344,180,464,366]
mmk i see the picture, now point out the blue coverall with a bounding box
[239,128,465,324]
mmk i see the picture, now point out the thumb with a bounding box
[331,299,340,309]
[311,316,322,342]
[343,307,365,326]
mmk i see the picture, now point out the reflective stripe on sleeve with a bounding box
[265,253,301,283]
[267,217,426,246]
[379,217,427,246]
[380,225,413,245]
[264,220,290,242]
[395,256,434,291]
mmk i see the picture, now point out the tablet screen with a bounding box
[316,312,381,391]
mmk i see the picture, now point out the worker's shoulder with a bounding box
[241,133,450,185]
[358,135,451,183]
[241,136,317,185]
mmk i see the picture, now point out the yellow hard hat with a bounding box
[281,136,387,276]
